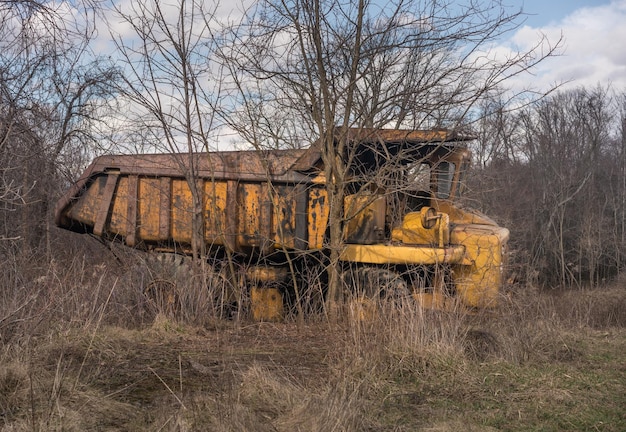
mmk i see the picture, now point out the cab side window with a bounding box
[434,161,455,199]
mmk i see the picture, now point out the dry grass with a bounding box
[1,243,625,431]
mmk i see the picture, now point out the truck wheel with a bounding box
[209,263,240,320]
[137,253,190,320]
[133,254,240,322]
[344,266,410,302]
[145,279,179,318]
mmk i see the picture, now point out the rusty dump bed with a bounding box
[55,149,328,253]
[55,129,469,255]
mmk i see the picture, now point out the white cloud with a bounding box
[496,0,626,93]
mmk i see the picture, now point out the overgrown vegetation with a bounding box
[0,246,625,431]
[468,87,626,287]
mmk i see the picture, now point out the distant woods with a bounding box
[0,0,120,259]
[468,87,626,287]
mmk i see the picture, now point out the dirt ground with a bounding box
[10,318,358,431]
[69,320,340,401]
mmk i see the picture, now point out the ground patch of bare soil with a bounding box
[75,319,337,400]
[2,319,352,431]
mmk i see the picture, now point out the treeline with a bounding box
[468,87,626,287]
[0,3,118,264]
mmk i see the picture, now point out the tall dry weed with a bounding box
[463,280,626,364]
[338,297,469,384]
[235,364,367,432]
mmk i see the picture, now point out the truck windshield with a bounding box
[434,161,455,199]
[406,162,430,191]
[406,160,457,199]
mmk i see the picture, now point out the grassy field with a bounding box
[1,251,625,431]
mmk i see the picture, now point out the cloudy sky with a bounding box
[96,0,624,94]
[501,0,626,92]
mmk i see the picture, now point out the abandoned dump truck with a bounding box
[55,128,509,319]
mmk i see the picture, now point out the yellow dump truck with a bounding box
[55,128,509,319]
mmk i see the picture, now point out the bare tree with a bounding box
[111,0,226,261]
[0,0,119,258]
[616,92,626,272]
[220,0,559,314]
[470,86,625,287]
